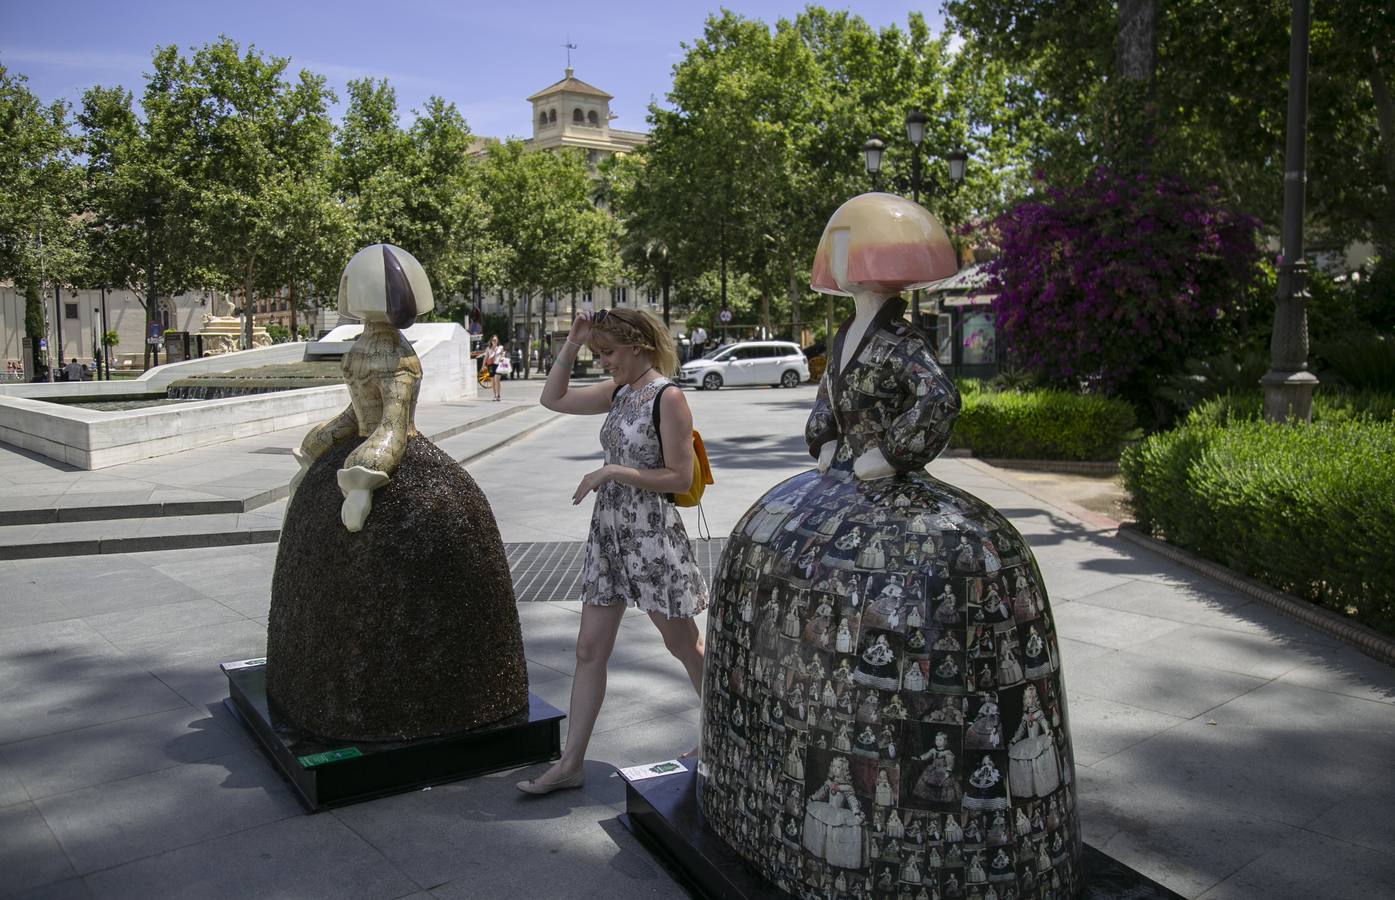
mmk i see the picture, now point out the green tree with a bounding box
[334,78,413,250]
[946,0,1395,250]
[479,141,613,376]
[0,61,86,377]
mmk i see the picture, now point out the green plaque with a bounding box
[297,747,363,768]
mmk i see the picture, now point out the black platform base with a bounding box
[223,657,564,811]
[620,760,1185,900]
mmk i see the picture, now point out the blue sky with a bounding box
[1,0,947,139]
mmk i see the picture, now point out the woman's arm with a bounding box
[571,385,693,503]
[540,314,615,415]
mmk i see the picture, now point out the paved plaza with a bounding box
[2,378,1393,898]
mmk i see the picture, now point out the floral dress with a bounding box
[578,377,708,618]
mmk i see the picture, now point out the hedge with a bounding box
[949,387,1137,461]
[1121,418,1395,634]
[1188,390,1395,427]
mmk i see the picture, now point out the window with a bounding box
[573,108,584,123]
[961,312,996,365]
[587,110,599,126]
[64,303,79,320]
[539,112,547,127]
[582,290,592,305]
[549,109,557,123]
[617,286,627,305]
[936,314,953,365]
[646,287,659,305]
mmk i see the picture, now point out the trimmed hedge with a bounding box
[1188,390,1395,427]
[949,387,1137,461]
[1121,418,1395,634]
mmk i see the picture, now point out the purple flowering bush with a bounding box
[986,169,1263,399]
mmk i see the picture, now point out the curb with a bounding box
[0,404,532,527]
[0,410,563,561]
[979,458,1119,476]
[1117,524,1395,667]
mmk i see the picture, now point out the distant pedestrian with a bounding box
[63,358,85,382]
[690,324,708,358]
[482,335,505,401]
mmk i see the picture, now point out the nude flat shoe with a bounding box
[516,767,584,795]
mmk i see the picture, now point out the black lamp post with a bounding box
[863,111,968,328]
[1261,0,1319,422]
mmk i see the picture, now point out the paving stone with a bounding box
[0,665,188,744]
[1194,827,1395,900]
[0,802,77,894]
[1076,765,1299,898]
[1,707,242,800]
[1051,600,1190,650]
[1064,691,1187,766]
[1126,622,1325,680]
[82,813,418,900]
[1063,648,1268,719]
[80,598,246,647]
[34,748,302,874]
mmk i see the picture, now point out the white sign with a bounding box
[717,308,733,324]
[617,759,686,782]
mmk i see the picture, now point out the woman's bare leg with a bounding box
[649,611,706,756]
[535,601,627,782]
[648,611,705,697]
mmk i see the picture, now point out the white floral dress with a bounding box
[578,377,709,618]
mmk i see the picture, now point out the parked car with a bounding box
[678,340,810,391]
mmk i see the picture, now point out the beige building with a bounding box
[477,68,680,354]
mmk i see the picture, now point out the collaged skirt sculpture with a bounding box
[697,194,1082,900]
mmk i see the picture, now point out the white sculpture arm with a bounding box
[854,446,895,481]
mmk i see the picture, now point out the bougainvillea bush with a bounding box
[986,168,1264,400]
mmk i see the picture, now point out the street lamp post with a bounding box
[1261,0,1319,422]
[92,307,101,381]
[863,113,968,329]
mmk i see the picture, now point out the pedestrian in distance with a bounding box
[690,323,708,359]
[518,307,708,794]
[482,335,505,401]
[63,358,85,382]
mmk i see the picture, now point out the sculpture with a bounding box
[266,244,527,742]
[697,193,1083,898]
[291,243,430,532]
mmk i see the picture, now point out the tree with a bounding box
[0,61,86,377]
[620,8,1046,340]
[946,0,1395,250]
[479,141,613,376]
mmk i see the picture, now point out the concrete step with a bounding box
[0,408,562,560]
[0,403,536,527]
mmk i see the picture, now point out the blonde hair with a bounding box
[589,308,679,375]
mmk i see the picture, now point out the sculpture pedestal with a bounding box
[620,761,1186,900]
[223,658,563,811]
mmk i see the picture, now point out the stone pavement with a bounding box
[1,379,1393,898]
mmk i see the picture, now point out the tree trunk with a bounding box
[1370,47,1395,254]
[788,263,802,343]
[289,282,299,341]
[1115,0,1158,82]
[23,281,45,379]
[244,260,256,350]
[662,275,671,327]
[524,292,533,380]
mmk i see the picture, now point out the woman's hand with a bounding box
[572,464,615,505]
[567,312,594,346]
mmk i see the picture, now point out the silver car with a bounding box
[678,340,810,391]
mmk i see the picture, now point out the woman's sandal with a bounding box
[516,766,584,795]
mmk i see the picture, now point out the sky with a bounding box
[1,0,947,139]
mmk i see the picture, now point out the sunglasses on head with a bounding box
[592,308,636,325]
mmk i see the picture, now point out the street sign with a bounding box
[718,308,733,324]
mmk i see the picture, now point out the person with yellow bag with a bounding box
[518,306,710,795]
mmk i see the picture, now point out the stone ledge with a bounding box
[1117,524,1395,667]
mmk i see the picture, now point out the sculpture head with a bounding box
[337,244,435,328]
[810,192,958,296]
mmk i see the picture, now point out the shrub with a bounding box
[987,168,1263,397]
[950,389,1137,460]
[1188,390,1395,426]
[1121,419,1395,633]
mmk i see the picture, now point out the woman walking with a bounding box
[482,335,505,401]
[517,308,708,794]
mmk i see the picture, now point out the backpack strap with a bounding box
[652,382,676,504]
